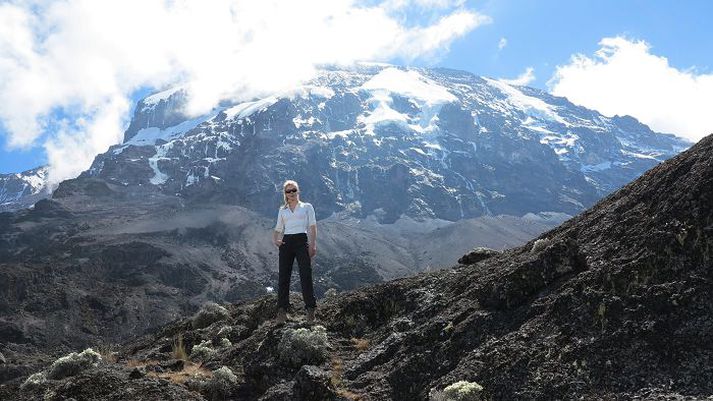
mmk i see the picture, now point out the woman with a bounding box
[272,180,318,324]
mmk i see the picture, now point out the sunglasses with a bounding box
[285,189,298,194]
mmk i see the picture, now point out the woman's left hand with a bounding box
[309,245,317,258]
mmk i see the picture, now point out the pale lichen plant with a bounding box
[278,325,330,367]
[21,348,102,390]
[429,380,485,401]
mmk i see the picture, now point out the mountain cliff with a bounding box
[0,166,50,213]
[77,65,688,223]
[2,135,711,399]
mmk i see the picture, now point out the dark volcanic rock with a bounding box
[0,65,690,364]
[294,365,338,401]
[1,133,703,400]
[7,366,205,401]
[457,246,500,265]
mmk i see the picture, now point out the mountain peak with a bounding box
[5,134,711,400]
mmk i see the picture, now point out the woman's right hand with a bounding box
[274,239,284,248]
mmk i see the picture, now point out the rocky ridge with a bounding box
[0,185,557,356]
[3,133,711,400]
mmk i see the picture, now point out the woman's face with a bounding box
[285,184,299,201]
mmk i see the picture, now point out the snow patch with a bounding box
[120,114,209,150]
[223,96,279,121]
[581,161,612,172]
[293,115,318,128]
[358,68,456,135]
[620,149,659,160]
[287,85,335,100]
[20,168,48,193]
[484,78,569,126]
[143,86,183,106]
[149,143,174,185]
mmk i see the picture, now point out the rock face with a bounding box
[0,64,697,398]
[0,188,557,354]
[3,134,711,400]
[0,166,50,212]
[77,65,688,223]
[0,66,689,351]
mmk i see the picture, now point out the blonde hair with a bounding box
[282,180,299,208]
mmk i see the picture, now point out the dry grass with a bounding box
[95,344,118,363]
[350,338,370,352]
[336,389,363,400]
[330,356,344,388]
[147,361,213,385]
[173,333,188,361]
[124,358,212,385]
[330,356,363,400]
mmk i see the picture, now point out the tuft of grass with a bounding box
[337,389,363,400]
[173,333,188,361]
[443,321,455,335]
[147,361,212,385]
[330,356,343,388]
[331,356,363,400]
[127,358,213,386]
[95,343,118,363]
[350,338,370,352]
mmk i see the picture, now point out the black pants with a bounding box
[278,233,316,310]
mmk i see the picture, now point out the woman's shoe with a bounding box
[306,307,316,323]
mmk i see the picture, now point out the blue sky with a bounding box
[2,0,712,175]
[435,0,713,87]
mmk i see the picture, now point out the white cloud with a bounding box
[549,36,713,142]
[44,96,130,186]
[383,0,467,10]
[498,37,507,50]
[502,67,535,86]
[0,0,488,186]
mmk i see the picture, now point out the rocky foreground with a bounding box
[2,134,712,400]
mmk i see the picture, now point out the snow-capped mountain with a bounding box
[0,65,693,352]
[77,64,688,222]
[0,166,50,212]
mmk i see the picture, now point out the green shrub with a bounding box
[207,366,238,400]
[192,302,231,329]
[47,348,102,380]
[191,340,217,361]
[22,348,102,390]
[278,325,329,367]
[324,288,338,302]
[20,372,47,390]
[530,237,552,254]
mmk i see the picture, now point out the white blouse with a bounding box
[274,201,317,234]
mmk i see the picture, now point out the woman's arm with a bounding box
[273,229,283,248]
[273,211,284,247]
[307,204,317,257]
[308,224,317,258]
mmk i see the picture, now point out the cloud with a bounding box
[0,0,488,186]
[549,36,713,142]
[383,0,467,10]
[502,67,535,86]
[498,37,507,50]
